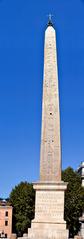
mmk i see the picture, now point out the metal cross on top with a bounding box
[47,14,53,27]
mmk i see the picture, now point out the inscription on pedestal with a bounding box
[35,191,64,222]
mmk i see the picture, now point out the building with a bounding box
[77,162,84,239]
[0,200,12,238]
[77,162,84,187]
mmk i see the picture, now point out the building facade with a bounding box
[0,201,12,238]
[77,162,84,239]
[77,162,84,187]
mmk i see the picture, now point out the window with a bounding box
[5,221,8,226]
[5,234,7,238]
[5,211,8,217]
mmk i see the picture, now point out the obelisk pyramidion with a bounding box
[28,17,69,239]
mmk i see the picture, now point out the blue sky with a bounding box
[0,0,84,198]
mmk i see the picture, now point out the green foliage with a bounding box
[62,167,84,238]
[9,182,35,236]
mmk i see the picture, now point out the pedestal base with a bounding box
[28,182,69,239]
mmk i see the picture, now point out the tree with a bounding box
[9,182,35,236]
[62,167,84,238]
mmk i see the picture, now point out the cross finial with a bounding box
[47,14,53,27]
[49,14,52,21]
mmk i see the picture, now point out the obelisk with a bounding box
[40,17,61,182]
[28,17,69,239]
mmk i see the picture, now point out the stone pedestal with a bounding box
[28,182,69,239]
